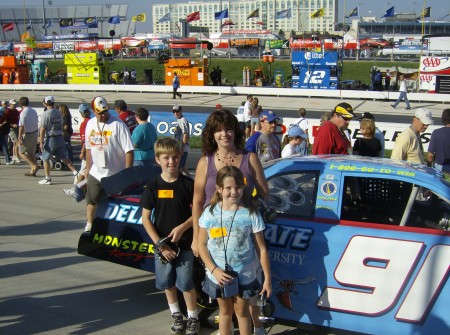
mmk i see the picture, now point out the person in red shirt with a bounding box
[312,102,354,155]
[114,99,137,134]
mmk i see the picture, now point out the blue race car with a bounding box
[78,156,450,335]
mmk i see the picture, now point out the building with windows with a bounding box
[152,0,338,36]
[0,5,135,42]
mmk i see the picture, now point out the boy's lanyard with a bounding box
[220,204,238,269]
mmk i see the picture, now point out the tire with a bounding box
[54,161,63,171]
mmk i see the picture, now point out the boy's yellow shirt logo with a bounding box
[158,190,174,198]
[210,227,227,238]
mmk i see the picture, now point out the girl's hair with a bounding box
[135,107,149,121]
[202,109,245,155]
[154,138,181,158]
[360,119,375,136]
[209,166,256,213]
[59,104,70,116]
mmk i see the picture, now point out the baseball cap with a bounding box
[9,99,17,105]
[216,104,222,109]
[79,103,91,115]
[44,96,55,104]
[260,110,278,123]
[334,102,354,118]
[172,105,181,111]
[414,107,434,125]
[358,112,375,121]
[288,125,308,139]
[92,96,108,113]
[1,100,7,105]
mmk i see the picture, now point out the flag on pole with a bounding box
[346,7,359,18]
[26,20,33,30]
[382,6,395,18]
[215,9,229,20]
[2,22,14,32]
[221,20,235,29]
[275,9,291,19]
[186,11,200,23]
[247,8,260,19]
[158,13,171,23]
[132,13,146,22]
[419,7,431,18]
[84,17,98,28]
[311,8,325,18]
[108,15,120,24]
[43,19,52,29]
[255,21,264,25]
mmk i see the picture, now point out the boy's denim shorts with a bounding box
[155,248,195,292]
[202,275,260,300]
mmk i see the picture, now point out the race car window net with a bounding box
[266,171,319,219]
[341,176,450,231]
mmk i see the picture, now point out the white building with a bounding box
[152,0,338,36]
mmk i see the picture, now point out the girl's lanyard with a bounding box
[220,204,238,271]
[97,120,107,168]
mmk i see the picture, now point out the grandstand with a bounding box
[0,5,135,42]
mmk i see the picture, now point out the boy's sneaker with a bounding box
[63,188,75,196]
[38,178,52,185]
[6,160,15,165]
[170,312,184,334]
[186,317,200,335]
[84,223,92,232]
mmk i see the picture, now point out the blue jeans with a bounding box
[393,91,410,108]
[0,133,11,163]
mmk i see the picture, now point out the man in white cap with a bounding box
[83,96,134,232]
[172,104,190,176]
[39,96,79,185]
[391,107,434,164]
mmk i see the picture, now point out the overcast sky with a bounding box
[3,0,449,34]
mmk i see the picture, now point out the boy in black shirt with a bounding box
[140,138,199,335]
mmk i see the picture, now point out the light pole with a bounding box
[48,1,52,34]
[42,0,47,36]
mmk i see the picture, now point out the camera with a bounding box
[257,292,267,308]
[220,266,239,298]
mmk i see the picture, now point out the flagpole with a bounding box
[228,0,231,59]
[42,0,46,36]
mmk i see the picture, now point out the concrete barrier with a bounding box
[1,83,449,103]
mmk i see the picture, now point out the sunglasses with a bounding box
[173,110,180,113]
[338,114,352,121]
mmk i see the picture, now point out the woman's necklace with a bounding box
[216,151,237,166]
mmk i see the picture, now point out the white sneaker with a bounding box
[84,222,92,232]
[38,178,52,185]
[63,188,75,196]
[6,161,15,165]
[14,157,22,163]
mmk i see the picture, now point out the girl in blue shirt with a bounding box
[198,166,271,335]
